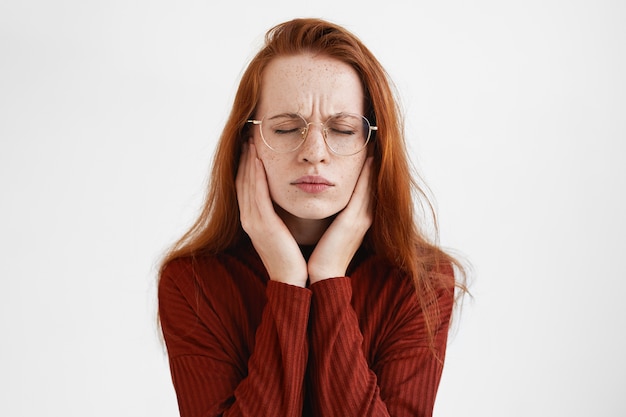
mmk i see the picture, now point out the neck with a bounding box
[274,205,333,245]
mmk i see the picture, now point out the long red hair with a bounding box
[159,18,467,352]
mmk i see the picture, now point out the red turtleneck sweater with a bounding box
[158,241,454,417]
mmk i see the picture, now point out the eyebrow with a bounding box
[266,112,355,121]
[266,112,302,121]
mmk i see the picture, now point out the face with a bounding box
[252,53,368,222]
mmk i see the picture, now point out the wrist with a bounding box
[269,269,308,288]
[308,267,346,285]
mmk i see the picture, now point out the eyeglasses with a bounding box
[247,112,377,156]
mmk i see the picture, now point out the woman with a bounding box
[159,18,466,417]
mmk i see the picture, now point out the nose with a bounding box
[298,122,329,163]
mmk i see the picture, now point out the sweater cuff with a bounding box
[309,277,352,312]
[266,280,312,316]
[266,279,312,296]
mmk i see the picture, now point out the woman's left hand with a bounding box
[308,157,374,284]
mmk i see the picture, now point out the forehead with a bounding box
[257,53,364,117]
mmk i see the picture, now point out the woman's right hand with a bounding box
[236,140,308,287]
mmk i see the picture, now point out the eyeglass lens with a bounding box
[260,113,372,155]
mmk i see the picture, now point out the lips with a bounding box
[291,175,334,193]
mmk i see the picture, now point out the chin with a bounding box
[275,202,345,222]
[297,211,339,221]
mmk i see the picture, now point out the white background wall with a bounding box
[1,1,624,416]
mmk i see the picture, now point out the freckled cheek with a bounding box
[346,159,367,189]
[334,165,362,205]
[256,155,293,202]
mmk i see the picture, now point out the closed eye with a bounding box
[274,127,303,135]
[329,127,357,136]
[270,118,306,136]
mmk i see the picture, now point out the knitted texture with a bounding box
[159,241,454,417]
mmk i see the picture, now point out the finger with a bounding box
[247,143,261,211]
[235,141,249,191]
[236,141,253,222]
[346,157,374,214]
[241,142,275,225]
[358,156,374,192]
[252,155,273,211]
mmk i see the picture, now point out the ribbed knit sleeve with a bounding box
[307,269,454,417]
[158,256,311,417]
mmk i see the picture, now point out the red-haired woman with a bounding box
[158,18,466,417]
